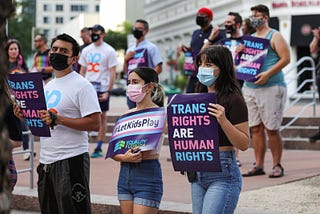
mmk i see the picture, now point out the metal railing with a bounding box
[12,130,35,189]
[281,56,317,131]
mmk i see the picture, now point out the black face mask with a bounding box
[196,16,209,27]
[49,53,71,71]
[132,29,143,39]
[225,24,236,34]
[91,33,100,42]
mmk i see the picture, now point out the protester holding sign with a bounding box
[1,78,23,191]
[14,33,101,214]
[5,39,33,161]
[177,7,225,93]
[185,45,249,214]
[241,4,290,178]
[110,67,165,214]
[124,19,163,109]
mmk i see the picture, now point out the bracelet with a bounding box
[48,110,57,129]
[208,39,215,44]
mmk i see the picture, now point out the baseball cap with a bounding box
[89,24,105,33]
[198,7,213,20]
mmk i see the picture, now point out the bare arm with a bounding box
[112,149,142,163]
[108,66,116,92]
[154,63,163,74]
[79,65,87,77]
[208,103,249,151]
[255,31,290,85]
[40,110,100,131]
[310,28,320,54]
[11,140,22,148]
[201,25,220,50]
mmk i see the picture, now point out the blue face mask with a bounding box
[197,66,217,86]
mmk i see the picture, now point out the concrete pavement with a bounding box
[11,95,320,213]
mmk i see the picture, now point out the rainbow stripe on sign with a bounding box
[106,107,166,158]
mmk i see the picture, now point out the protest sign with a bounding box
[106,107,165,158]
[183,51,197,76]
[167,93,221,172]
[236,35,270,82]
[127,48,149,73]
[8,72,50,137]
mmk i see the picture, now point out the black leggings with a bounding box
[37,153,91,214]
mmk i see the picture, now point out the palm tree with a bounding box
[0,1,16,213]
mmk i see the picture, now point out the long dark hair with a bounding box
[195,45,242,100]
[130,67,165,107]
[5,39,29,72]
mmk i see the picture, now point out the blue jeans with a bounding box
[191,151,242,214]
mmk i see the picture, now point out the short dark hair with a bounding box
[136,19,149,31]
[228,12,242,26]
[81,27,90,33]
[50,33,80,56]
[37,33,47,43]
[251,4,270,18]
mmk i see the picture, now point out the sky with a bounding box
[100,0,126,31]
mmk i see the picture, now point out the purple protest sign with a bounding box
[167,93,221,172]
[183,51,197,76]
[236,35,270,82]
[127,48,149,74]
[219,38,242,65]
[8,72,50,137]
[106,107,166,158]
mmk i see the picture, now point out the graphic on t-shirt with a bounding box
[35,55,49,67]
[87,52,102,72]
[45,90,61,109]
[127,48,148,73]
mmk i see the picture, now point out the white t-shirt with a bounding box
[40,71,101,164]
[78,42,118,92]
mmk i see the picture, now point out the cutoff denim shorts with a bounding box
[191,150,242,214]
[118,159,163,208]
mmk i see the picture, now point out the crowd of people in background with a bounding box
[2,2,320,214]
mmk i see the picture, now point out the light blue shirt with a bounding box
[126,39,163,69]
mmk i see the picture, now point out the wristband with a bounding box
[48,110,57,129]
[208,39,215,44]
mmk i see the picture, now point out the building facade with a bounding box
[35,0,100,40]
[143,0,320,96]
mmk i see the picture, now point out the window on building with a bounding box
[43,16,50,24]
[43,29,50,38]
[43,4,51,11]
[95,5,100,12]
[70,4,88,12]
[56,4,63,11]
[56,17,64,24]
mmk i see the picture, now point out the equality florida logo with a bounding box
[113,139,147,152]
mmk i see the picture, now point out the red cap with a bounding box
[198,7,213,20]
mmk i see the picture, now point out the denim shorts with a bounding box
[191,150,242,214]
[118,159,163,208]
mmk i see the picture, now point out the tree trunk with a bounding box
[0,1,16,213]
